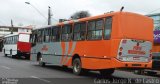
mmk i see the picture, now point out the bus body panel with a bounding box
[31,42,62,65]
[3,44,17,56]
[31,43,44,61]
[17,41,31,53]
[42,42,62,65]
[120,12,153,42]
[64,39,152,70]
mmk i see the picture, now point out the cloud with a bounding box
[0,0,160,27]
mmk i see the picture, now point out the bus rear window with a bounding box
[19,34,30,42]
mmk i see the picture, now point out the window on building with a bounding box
[104,17,112,40]
[61,25,72,41]
[73,22,86,41]
[87,19,103,40]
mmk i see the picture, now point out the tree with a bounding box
[70,11,91,20]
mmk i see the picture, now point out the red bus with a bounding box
[3,33,31,59]
[30,11,153,76]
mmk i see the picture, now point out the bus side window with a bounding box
[10,36,12,44]
[45,28,50,42]
[87,19,103,40]
[52,26,61,42]
[41,30,43,43]
[37,30,41,43]
[3,38,6,44]
[13,36,16,44]
[61,25,72,41]
[104,17,112,40]
[87,21,95,40]
[14,36,16,44]
[10,37,12,44]
[73,22,86,41]
[49,27,52,42]
[95,19,103,39]
[31,31,37,46]
[10,37,11,44]
[6,38,8,44]
[16,35,18,43]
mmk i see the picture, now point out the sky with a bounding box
[0,0,160,27]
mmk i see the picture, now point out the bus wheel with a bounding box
[12,55,16,58]
[39,57,45,67]
[72,58,84,75]
[5,54,7,57]
[146,71,157,76]
[99,68,115,77]
[134,70,144,75]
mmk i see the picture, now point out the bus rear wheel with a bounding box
[5,54,7,57]
[72,58,86,75]
[38,55,45,67]
[99,68,115,77]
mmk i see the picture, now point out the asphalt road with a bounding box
[0,52,159,84]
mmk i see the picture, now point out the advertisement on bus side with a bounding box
[154,30,160,43]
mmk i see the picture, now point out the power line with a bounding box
[0,20,6,25]
[148,8,160,14]
[25,2,48,21]
[25,2,58,24]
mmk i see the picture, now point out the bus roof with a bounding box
[4,33,30,38]
[33,11,121,30]
[4,33,19,38]
[34,11,150,30]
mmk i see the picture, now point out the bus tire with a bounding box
[5,54,7,57]
[10,49,14,58]
[12,55,16,58]
[72,58,84,75]
[62,65,68,69]
[134,70,144,75]
[147,71,157,76]
[38,54,45,67]
[99,68,115,77]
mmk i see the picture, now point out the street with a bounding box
[0,52,159,84]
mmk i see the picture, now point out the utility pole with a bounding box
[11,19,13,34]
[48,6,51,25]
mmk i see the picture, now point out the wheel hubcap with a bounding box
[39,58,42,64]
[74,62,80,72]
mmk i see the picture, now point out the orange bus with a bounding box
[30,11,153,76]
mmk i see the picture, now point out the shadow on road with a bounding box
[32,65,138,84]
[33,64,121,78]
